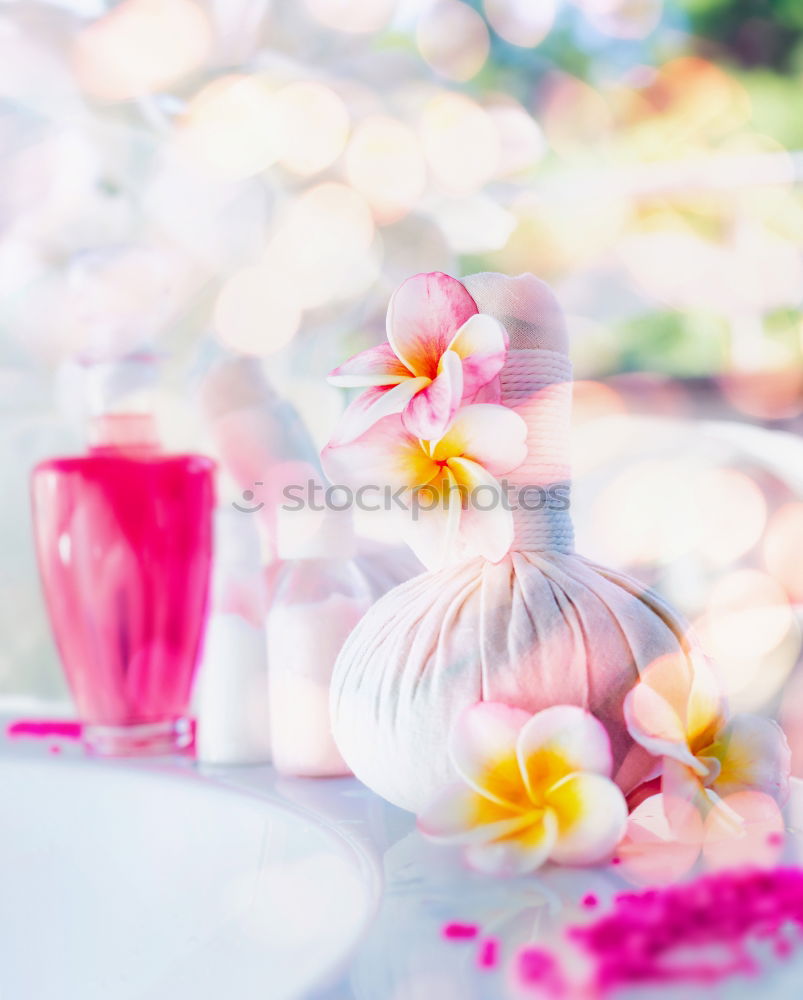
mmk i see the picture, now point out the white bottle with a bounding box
[194,508,271,765]
[267,512,373,777]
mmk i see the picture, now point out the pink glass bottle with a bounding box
[31,376,215,756]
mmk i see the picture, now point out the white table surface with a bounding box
[3,722,803,1000]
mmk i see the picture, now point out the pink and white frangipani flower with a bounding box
[328,272,509,444]
[623,653,791,820]
[417,703,628,875]
[321,403,527,566]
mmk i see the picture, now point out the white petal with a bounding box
[517,705,614,804]
[417,782,526,844]
[709,714,791,805]
[685,658,728,751]
[624,681,706,775]
[431,403,527,476]
[321,413,436,491]
[464,810,558,876]
[330,378,430,445]
[446,457,514,563]
[328,342,411,387]
[401,465,464,570]
[545,773,628,866]
[448,702,532,809]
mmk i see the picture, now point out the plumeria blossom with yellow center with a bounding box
[322,403,527,566]
[328,271,509,443]
[417,703,628,875]
[623,653,791,819]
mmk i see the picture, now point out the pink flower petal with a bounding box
[417,782,526,844]
[616,793,702,886]
[448,702,532,809]
[516,705,614,803]
[660,755,707,830]
[328,342,411,387]
[702,789,784,871]
[402,349,463,441]
[329,377,430,445]
[386,272,478,379]
[708,715,791,805]
[431,403,527,476]
[545,772,628,865]
[464,810,558,876]
[321,412,437,491]
[446,457,515,563]
[447,313,509,398]
[614,742,662,797]
[469,377,502,405]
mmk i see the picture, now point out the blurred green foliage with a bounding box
[677,0,803,69]
[616,311,731,375]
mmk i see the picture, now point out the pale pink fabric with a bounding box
[330,272,702,813]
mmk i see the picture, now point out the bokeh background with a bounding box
[3,0,803,766]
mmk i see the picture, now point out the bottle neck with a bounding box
[88,413,161,453]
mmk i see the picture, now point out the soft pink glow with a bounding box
[273,82,350,177]
[763,503,803,603]
[419,94,499,195]
[696,468,767,567]
[416,1,490,83]
[484,0,556,48]
[345,116,427,223]
[696,570,793,685]
[72,0,211,101]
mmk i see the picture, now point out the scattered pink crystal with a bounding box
[477,936,499,969]
[442,921,479,940]
[569,867,803,994]
[7,719,82,741]
[448,868,803,995]
[517,947,568,997]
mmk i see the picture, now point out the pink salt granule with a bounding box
[517,947,568,997]
[568,866,803,994]
[442,921,480,941]
[477,936,499,969]
[7,719,82,741]
[447,867,803,996]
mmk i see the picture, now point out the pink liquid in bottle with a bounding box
[31,413,215,756]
